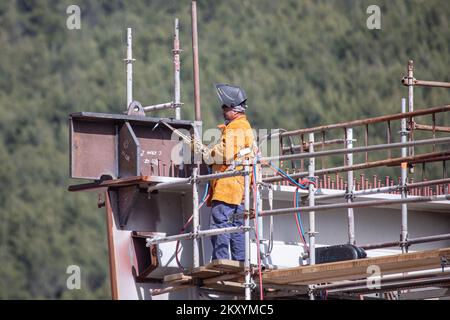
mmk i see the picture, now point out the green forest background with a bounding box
[0,0,449,299]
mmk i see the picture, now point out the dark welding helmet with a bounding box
[215,83,247,108]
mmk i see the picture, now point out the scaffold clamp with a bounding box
[441,256,449,272]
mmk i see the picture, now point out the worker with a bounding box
[207,83,255,261]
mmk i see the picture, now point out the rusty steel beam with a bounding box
[402,78,450,89]
[315,177,450,201]
[263,152,450,183]
[414,123,450,133]
[277,105,450,137]
[317,273,450,295]
[105,191,119,300]
[313,271,450,291]
[258,194,450,218]
[191,1,201,122]
[360,233,450,250]
[261,137,450,172]
[405,155,450,166]
[282,138,345,153]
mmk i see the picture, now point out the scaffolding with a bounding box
[142,101,450,299]
[68,1,450,300]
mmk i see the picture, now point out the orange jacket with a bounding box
[208,115,255,206]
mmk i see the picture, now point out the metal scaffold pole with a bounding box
[346,128,355,245]
[244,160,252,300]
[407,60,415,162]
[308,133,316,300]
[257,164,264,242]
[192,167,200,268]
[126,27,134,108]
[173,18,182,120]
[191,1,201,122]
[400,98,409,253]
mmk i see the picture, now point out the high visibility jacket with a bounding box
[208,115,255,206]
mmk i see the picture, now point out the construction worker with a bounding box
[207,83,255,261]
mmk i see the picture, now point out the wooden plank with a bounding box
[202,281,245,294]
[206,259,244,273]
[188,266,223,279]
[151,284,195,296]
[262,247,450,285]
[164,273,191,283]
[202,272,243,285]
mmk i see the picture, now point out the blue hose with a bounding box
[268,162,313,189]
[295,188,306,239]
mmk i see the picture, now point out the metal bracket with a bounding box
[244,277,257,291]
[399,234,410,252]
[345,190,354,201]
[441,256,449,272]
[399,184,408,194]
[172,49,184,54]
[401,76,417,86]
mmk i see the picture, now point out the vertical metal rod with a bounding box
[257,164,263,241]
[322,131,326,169]
[346,128,355,245]
[308,133,316,263]
[408,60,414,159]
[244,160,252,300]
[401,98,409,253]
[191,1,201,122]
[300,134,304,171]
[308,133,315,300]
[192,167,200,268]
[387,121,392,159]
[173,18,181,120]
[343,129,347,166]
[126,28,133,108]
[432,113,436,152]
[365,124,369,163]
[267,185,274,265]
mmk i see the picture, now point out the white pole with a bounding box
[401,98,409,253]
[244,160,252,300]
[346,128,355,245]
[192,167,200,268]
[126,28,133,108]
[257,164,264,242]
[407,60,414,163]
[308,133,315,300]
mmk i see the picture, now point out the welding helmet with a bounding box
[215,83,247,108]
